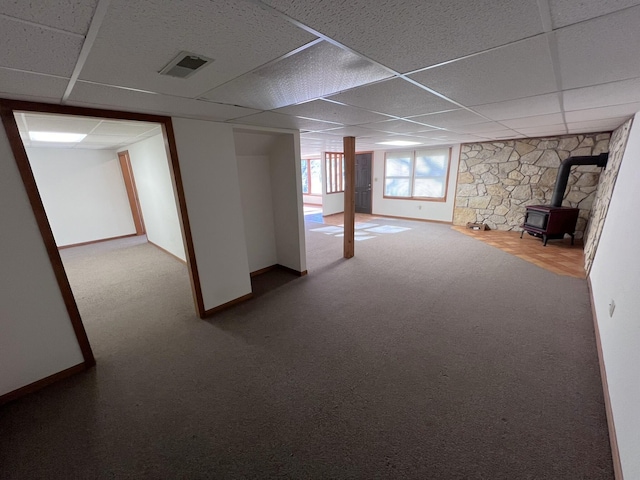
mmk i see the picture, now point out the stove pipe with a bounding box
[550,152,609,207]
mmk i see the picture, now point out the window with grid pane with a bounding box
[325,152,345,194]
[301,158,322,195]
[384,148,450,200]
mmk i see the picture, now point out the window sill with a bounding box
[383,195,447,203]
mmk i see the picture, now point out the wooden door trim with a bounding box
[0,99,208,402]
[118,150,145,235]
[0,103,95,368]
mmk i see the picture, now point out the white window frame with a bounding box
[383,147,452,201]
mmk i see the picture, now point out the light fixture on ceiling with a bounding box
[29,132,87,143]
[159,51,214,79]
[376,140,422,146]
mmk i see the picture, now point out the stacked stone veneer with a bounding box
[584,119,633,272]
[454,133,611,236]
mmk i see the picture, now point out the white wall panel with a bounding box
[27,147,135,246]
[236,155,278,272]
[171,118,251,310]
[0,126,84,396]
[269,134,307,272]
[127,134,186,261]
[589,111,640,479]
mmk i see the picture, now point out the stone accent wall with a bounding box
[454,133,611,236]
[584,119,633,272]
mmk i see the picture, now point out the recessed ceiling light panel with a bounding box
[29,131,87,143]
[159,51,214,79]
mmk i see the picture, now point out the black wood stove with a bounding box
[520,153,608,246]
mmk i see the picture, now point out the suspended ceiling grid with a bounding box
[1,0,639,156]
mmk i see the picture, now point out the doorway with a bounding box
[0,100,206,370]
[355,152,372,214]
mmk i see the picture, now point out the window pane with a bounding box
[301,160,309,194]
[414,178,445,197]
[385,178,411,197]
[415,154,446,177]
[325,153,345,193]
[386,156,412,177]
[310,159,322,195]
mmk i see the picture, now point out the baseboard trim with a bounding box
[201,292,253,318]
[251,264,308,277]
[587,277,623,479]
[58,233,138,249]
[373,213,453,225]
[250,265,279,277]
[278,264,308,276]
[148,240,187,264]
[0,362,87,406]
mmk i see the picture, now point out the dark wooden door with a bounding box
[355,153,372,214]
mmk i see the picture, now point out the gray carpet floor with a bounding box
[0,218,613,479]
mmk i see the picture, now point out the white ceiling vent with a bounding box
[159,51,213,79]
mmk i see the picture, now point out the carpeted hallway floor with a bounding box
[0,217,613,479]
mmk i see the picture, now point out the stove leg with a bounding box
[520,230,524,239]
[543,234,548,246]
[570,233,575,246]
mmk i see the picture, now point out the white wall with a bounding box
[27,147,135,246]
[0,128,84,397]
[321,150,344,216]
[372,145,461,222]
[269,134,307,272]
[127,134,185,261]
[302,194,322,205]
[171,118,252,310]
[589,113,640,478]
[236,155,278,272]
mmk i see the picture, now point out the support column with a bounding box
[343,136,355,259]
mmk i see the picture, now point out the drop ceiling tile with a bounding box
[315,126,379,138]
[452,122,515,133]
[565,103,640,122]
[556,7,640,89]
[410,36,557,106]
[202,41,392,110]
[26,142,81,150]
[230,111,342,131]
[300,132,347,143]
[78,0,317,98]
[68,82,260,121]
[261,0,542,73]
[472,93,562,120]
[274,99,391,125]
[566,117,629,132]
[23,113,102,134]
[515,125,567,137]
[0,69,68,100]
[563,77,640,111]
[501,113,565,129]
[138,126,163,137]
[422,131,488,142]
[407,109,488,128]
[75,144,119,150]
[82,134,138,145]
[0,0,99,35]
[357,119,440,134]
[0,18,83,76]
[480,130,528,140]
[327,78,457,117]
[92,120,160,136]
[549,0,640,28]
